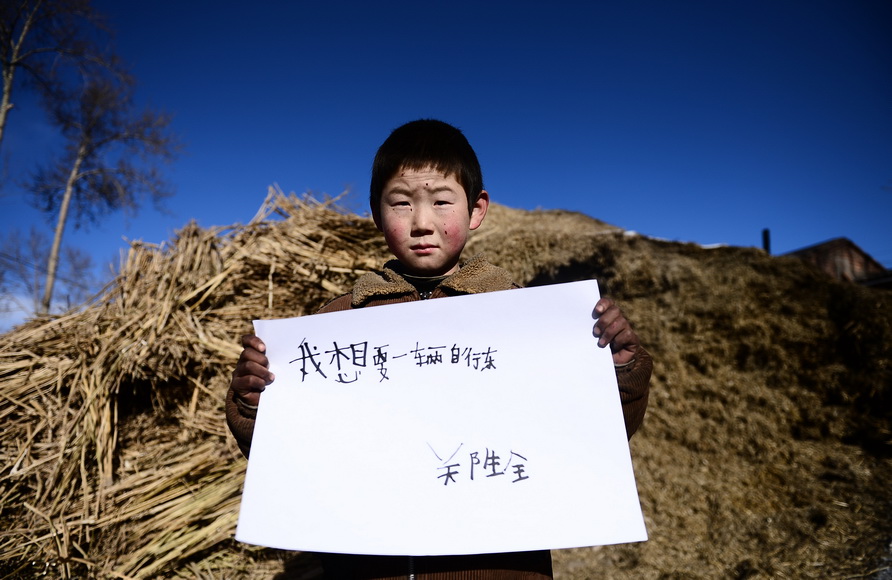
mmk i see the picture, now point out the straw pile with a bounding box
[0,187,890,579]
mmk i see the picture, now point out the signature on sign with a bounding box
[428,443,530,486]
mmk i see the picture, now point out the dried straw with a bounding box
[0,188,388,578]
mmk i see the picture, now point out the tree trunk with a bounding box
[0,67,14,151]
[40,145,85,315]
[0,1,38,153]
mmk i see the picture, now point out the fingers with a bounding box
[593,296,614,316]
[231,334,274,407]
[242,334,267,353]
[592,298,624,347]
[592,297,640,361]
[236,343,271,373]
[609,328,639,366]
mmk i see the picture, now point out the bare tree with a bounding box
[0,227,45,314]
[28,73,177,314]
[0,226,96,319]
[0,0,109,154]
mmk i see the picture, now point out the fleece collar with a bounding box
[350,254,516,307]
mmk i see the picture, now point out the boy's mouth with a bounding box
[410,244,437,254]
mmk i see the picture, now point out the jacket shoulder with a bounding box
[317,293,354,313]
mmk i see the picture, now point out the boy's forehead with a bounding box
[389,166,461,187]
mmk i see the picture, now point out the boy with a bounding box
[226,119,652,579]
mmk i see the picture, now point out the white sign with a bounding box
[236,280,647,556]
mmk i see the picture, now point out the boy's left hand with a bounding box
[593,297,640,366]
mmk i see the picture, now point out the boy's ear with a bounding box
[469,190,489,231]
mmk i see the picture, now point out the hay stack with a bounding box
[0,187,890,579]
[0,189,389,578]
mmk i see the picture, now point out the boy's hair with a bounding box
[370,119,483,215]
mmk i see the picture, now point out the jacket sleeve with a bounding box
[225,386,257,458]
[616,346,652,439]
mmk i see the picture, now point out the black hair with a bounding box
[370,119,483,216]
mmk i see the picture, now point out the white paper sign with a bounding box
[236,279,646,556]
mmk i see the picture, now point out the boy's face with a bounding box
[374,166,488,277]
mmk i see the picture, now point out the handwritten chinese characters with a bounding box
[429,443,530,486]
[289,338,498,384]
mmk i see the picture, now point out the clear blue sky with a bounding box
[2,1,891,315]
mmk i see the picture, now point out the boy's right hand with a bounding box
[231,334,275,407]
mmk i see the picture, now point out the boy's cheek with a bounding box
[385,224,407,241]
[382,228,408,255]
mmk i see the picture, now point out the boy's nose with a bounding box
[411,206,435,233]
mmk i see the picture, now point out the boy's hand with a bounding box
[231,335,275,407]
[592,297,640,366]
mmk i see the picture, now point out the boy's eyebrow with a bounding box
[384,181,460,194]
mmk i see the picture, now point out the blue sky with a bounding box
[2,1,891,326]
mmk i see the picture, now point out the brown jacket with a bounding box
[225,255,652,579]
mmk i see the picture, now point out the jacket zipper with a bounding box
[408,555,415,579]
